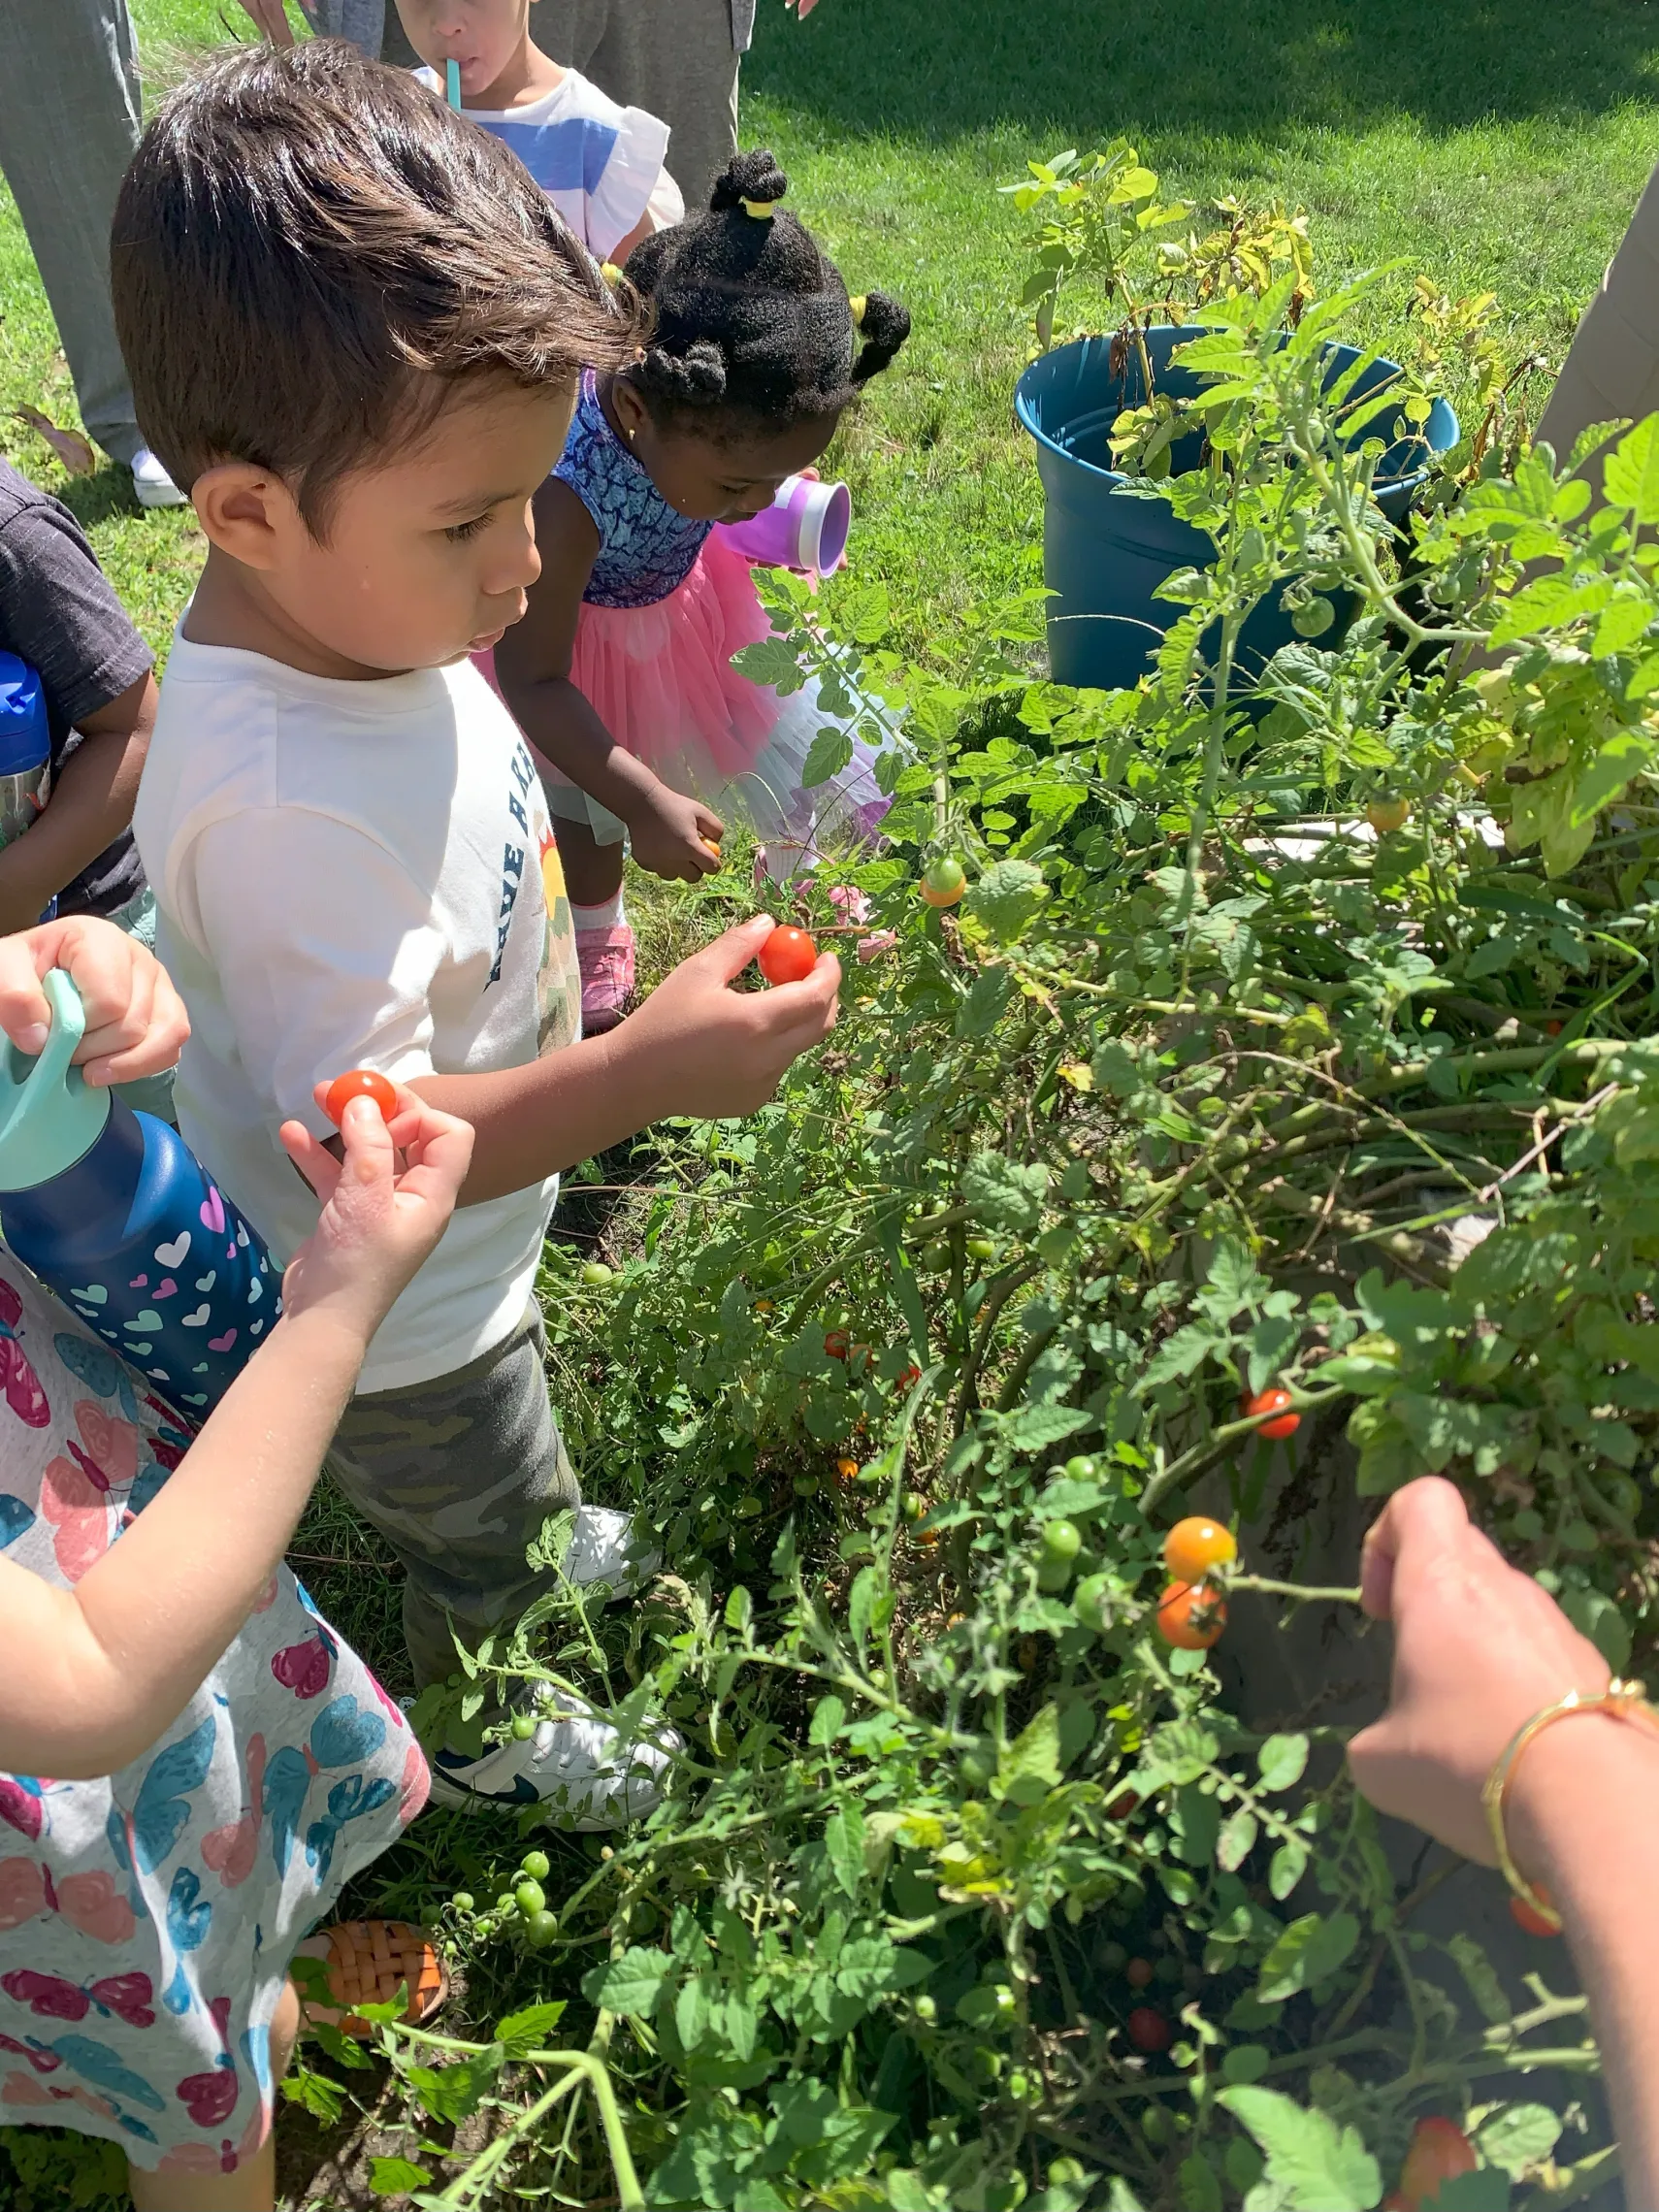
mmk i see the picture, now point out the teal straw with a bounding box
[445,58,461,109]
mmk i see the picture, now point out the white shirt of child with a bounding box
[134,634,583,1394]
[417,66,685,262]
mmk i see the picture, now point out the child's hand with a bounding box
[619,915,839,1116]
[622,782,725,882]
[277,1086,474,1338]
[0,916,190,1086]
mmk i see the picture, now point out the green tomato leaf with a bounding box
[1218,2085,1382,2210]
[1257,1733,1310,1792]
[369,2157,432,2196]
[1253,1911,1359,2003]
[581,1945,674,2018]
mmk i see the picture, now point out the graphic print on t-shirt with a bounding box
[537,818,581,1055]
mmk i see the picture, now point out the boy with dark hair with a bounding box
[119,41,842,1826]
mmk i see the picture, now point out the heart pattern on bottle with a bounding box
[154,1233,191,1268]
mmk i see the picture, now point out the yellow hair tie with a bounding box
[849,294,867,329]
[600,261,624,287]
[740,197,780,220]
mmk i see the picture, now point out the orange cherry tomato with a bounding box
[758,925,818,986]
[1156,1579,1226,1650]
[1366,796,1411,835]
[834,1456,860,1484]
[1242,1386,1300,1440]
[1397,2116,1478,2209]
[1162,1516,1238,1583]
[323,1068,398,1126]
[1509,1888,1561,1938]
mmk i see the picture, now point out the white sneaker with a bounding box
[564,1504,661,1596]
[130,445,185,509]
[427,1694,679,1830]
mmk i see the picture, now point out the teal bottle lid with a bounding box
[0,969,112,1192]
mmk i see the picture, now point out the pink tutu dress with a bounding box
[542,372,892,874]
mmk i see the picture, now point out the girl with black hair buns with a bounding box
[492,150,911,1031]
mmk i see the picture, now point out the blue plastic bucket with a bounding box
[1014,325,1460,693]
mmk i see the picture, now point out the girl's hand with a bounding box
[1347,1476,1609,1866]
[623,781,725,882]
[0,916,190,1086]
[277,1086,473,1336]
[617,915,839,1117]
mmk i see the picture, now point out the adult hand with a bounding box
[0,915,190,1086]
[621,778,725,883]
[619,914,838,1118]
[232,0,300,46]
[1347,1477,1609,1866]
[278,1085,473,1330]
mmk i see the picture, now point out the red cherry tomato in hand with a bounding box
[1162,1516,1237,1582]
[323,1068,399,1126]
[1509,1891,1560,1938]
[1125,2006,1172,2054]
[1156,1580,1226,1650]
[1397,2116,1478,2209]
[1243,1385,1300,1440]
[758,925,818,985]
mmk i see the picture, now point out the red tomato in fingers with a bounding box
[1509,1889,1561,1937]
[759,925,817,985]
[1156,1580,1226,1650]
[1125,2006,1172,2054]
[1398,2117,1478,2208]
[1242,1385,1299,1440]
[324,1068,398,1126]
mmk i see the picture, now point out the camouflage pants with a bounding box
[324,1302,580,1694]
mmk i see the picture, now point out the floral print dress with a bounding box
[0,1256,427,2177]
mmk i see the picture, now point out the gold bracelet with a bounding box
[1481,1677,1659,1933]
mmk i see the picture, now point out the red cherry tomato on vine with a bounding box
[323,1067,398,1126]
[825,1329,850,1360]
[1509,1889,1560,1938]
[1243,1386,1300,1440]
[1162,1516,1237,1583]
[1156,1580,1226,1650]
[920,857,967,907]
[758,925,818,986]
[1125,2006,1172,2054]
[1397,2116,1478,2209]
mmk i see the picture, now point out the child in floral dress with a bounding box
[0,914,472,2212]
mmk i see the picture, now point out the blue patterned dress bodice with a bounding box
[553,373,713,609]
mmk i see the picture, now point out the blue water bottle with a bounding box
[0,655,53,920]
[0,969,279,1423]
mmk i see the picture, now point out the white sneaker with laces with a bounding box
[427,1694,679,1829]
[563,1504,661,1596]
[130,445,185,509]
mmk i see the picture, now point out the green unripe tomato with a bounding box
[515,1878,546,1917]
[1042,1518,1082,1561]
[495,1893,518,1918]
[913,1993,937,2024]
[966,1235,996,1262]
[901,1491,927,1523]
[450,1891,475,1915]
[1290,595,1334,637]
[1048,2160,1087,2188]
[960,1748,994,1791]
[921,856,968,907]
[1095,1938,1128,1974]
[1073,1572,1111,1630]
[580,1260,614,1286]
[1155,1953,1184,1988]
[510,1711,537,1740]
[1036,1553,1073,1593]
[524,1908,559,1949]
[1062,1455,1098,1481]
[922,1240,951,1273]
[520,1849,550,1883]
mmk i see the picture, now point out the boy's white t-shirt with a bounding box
[134,634,583,1395]
[416,66,684,262]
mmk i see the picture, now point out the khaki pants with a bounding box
[537,0,750,213]
[1536,159,1659,500]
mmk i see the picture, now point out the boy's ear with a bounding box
[191,462,307,572]
[610,379,650,441]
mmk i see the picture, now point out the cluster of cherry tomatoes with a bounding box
[1155,1516,1235,1651]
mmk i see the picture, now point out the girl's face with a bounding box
[610,381,841,524]
[395,0,533,103]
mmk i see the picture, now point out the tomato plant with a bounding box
[328,265,1652,2212]
[322,1066,397,1125]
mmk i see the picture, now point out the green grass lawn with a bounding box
[3,0,1657,665]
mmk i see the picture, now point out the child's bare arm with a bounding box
[0,1091,472,1779]
[0,671,154,934]
[409,915,839,1203]
[496,480,722,882]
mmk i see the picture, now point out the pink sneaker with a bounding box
[576,925,635,1033]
